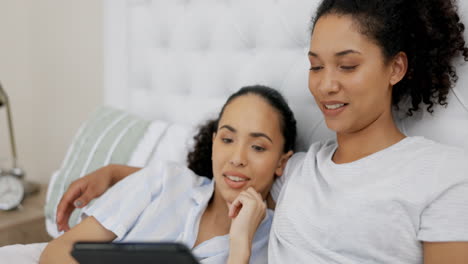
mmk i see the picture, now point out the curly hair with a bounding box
[313,0,468,115]
[186,118,217,179]
[186,85,297,179]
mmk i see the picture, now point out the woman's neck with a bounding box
[333,112,405,164]
[194,190,231,248]
[205,191,232,230]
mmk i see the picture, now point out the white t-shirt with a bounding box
[84,160,273,264]
[269,136,468,264]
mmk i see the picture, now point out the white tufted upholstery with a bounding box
[104,0,468,152]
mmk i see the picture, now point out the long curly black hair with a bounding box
[186,85,297,179]
[313,0,468,115]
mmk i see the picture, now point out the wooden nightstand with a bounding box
[0,184,52,246]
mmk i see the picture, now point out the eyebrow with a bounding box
[308,49,361,58]
[219,125,273,143]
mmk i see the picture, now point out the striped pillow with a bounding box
[44,106,159,233]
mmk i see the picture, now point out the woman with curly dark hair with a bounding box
[267,0,468,263]
[40,85,296,264]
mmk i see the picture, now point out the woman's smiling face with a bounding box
[308,14,397,134]
[211,94,292,203]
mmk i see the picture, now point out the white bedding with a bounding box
[0,243,47,264]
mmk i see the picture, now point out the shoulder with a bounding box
[402,136,465,153]
[307,139,335,152]
[306,139,337,157]
[406,137,468,167]
[283,140,335,176]
[402,137,468,186]
[295,139,336,166]
[146,160,211,190]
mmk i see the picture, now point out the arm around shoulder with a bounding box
[108,164,142,185]
[56,164,142,232]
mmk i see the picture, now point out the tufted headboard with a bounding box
[103,0,468,152]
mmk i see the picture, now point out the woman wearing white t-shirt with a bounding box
[39,85,296,264]
[57,0,468,263]
[266,0,468,263]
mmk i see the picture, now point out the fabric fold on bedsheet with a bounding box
[0,243,47,264]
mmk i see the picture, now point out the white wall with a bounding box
[0,0,104,184]
[0,0,33,177]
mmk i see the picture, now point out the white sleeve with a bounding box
[418,150,468,242]
[270,152,306,202]
[83,161,165,240]
[417,182,468,242]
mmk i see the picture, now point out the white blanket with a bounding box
[0,243,47,264]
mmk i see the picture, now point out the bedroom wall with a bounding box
[0,0,34,180]
[0,0,104,184]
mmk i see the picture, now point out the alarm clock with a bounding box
[0,174,25,210]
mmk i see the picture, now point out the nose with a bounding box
[317,69,340,95]
[230,145,247,167]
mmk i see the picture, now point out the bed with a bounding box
[2,0,468,263]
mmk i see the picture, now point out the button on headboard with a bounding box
[104,0,468,151]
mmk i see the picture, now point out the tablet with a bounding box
[71,242,200,264]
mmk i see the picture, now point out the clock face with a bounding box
[0,175,24,210]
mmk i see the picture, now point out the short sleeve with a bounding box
[418,182,468,242]
[270,152,306,202]
[418,149,468,242]
[83,161,165,240]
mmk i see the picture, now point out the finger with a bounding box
[56,181,89,229]
[245,187,264,204]
[229,197,243,218]
[57,203,75,232]
[245,187,260,197]
[57,194,84,231]
[73,191,94,208]
[246,186,262,196]
[238,189,257,201]
[56,195,80,228]
[229,192,253,218]
[57,190,95,231]
[56,180,87,217]
[243,188,266,215]
[229,192,257,218]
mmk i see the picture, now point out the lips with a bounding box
[321,101,348,117]
[324,103,346,109]
[223,171,250,189]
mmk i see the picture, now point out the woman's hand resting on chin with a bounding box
[227,187,267,264]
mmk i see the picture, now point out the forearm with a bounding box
[44,217,117,263]
[107,164,142,185]
[39,239,77,264]
[227,237,251,264]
